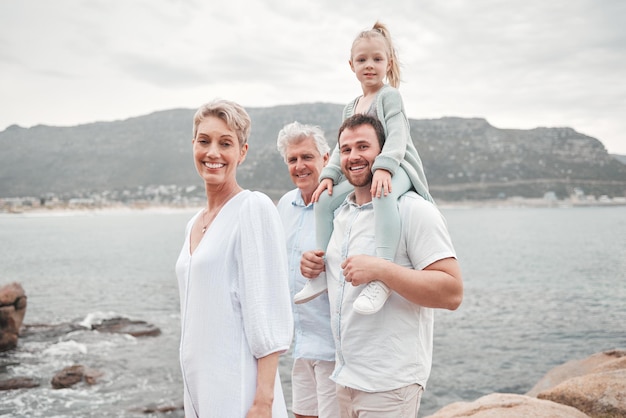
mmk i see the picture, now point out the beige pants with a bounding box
[336,383,424,418]
[291,358,339,418]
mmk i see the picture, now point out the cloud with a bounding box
[0,0,624,153]
[114,52,209,87]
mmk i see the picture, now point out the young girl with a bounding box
[293,21,435,315]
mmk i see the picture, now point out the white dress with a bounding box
[175,190,293,417]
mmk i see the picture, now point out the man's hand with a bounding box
[341,255,388,286]
[371,169,392,198]
[301,250,326,278]
[312,178,333,202]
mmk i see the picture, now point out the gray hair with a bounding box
[193,99,251,146]
[276,121,330,161]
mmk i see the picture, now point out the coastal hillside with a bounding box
[1,103,625,202]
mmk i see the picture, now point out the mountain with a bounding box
[1,103,625,202]
[613,154,626,165]
[410,117,626,200]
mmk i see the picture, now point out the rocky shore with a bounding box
[2,282,624,417]
[426,349,626,418]
[0,282,179,414]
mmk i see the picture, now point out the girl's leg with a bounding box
[373,168,412,261]
[315,180,354,252]
[294,180,353,304]
[353,168,412,315]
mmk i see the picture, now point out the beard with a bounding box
[344,169,373,188]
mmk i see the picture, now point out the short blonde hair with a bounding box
[193,99,251,146]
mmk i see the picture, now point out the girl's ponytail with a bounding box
[372,21,401,88]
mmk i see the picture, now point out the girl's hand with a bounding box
[341,255,388,286]
[312,178,334,202]
[371,169,392,198]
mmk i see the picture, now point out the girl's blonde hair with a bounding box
[351,21,401,88]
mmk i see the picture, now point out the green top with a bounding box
[320,85,434,203]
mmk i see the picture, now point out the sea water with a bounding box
[0,206,624,417]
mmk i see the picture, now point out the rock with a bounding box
[588,353,626,373]
[527,349,626,396]
[51,364,103,389]
[538,368,626,417]
[425,393,591,418]
[20,322,84,342]
[51,365,84,389]
[0,282,28,352]
[83,368,104,385]
[0,377,40,391]
[133,403,184,414]
[91,317,161,337]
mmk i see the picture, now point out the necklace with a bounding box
[201,213,210,233]
[200,189,240,234]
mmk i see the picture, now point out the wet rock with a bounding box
[20,322,84,342]
[51,364,103,389]
[0,377,40,391]
[20,316,161,340]
[133,402,184,414]
[527,349,626,396]
[91,317,161,337]
[51,365,84,389]
[0,282,28,351]
[83,368,104,385]
[425,393,591,418]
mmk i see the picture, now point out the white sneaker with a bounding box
[294,272,328,304]
[353,280,391,315]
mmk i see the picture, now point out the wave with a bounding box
[42,340,88,356]
[78,311,123,328]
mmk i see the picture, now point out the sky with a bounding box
[1,0,625,154]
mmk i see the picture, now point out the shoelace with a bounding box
[361,283,383,300]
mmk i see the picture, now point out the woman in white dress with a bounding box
[175,99,293,417]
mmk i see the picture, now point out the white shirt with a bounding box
[175,190,293,417]
[325,192,456,392]
[277,188,335,361]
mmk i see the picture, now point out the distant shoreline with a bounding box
[0,204,202,216]
[2,196,625,216]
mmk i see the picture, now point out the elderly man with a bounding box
[276,122,340,418]
[301,114,463,417]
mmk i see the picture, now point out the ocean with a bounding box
[0,205,624,417]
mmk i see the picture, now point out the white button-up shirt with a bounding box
[277,188,335,361]
[326,191,456,392]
